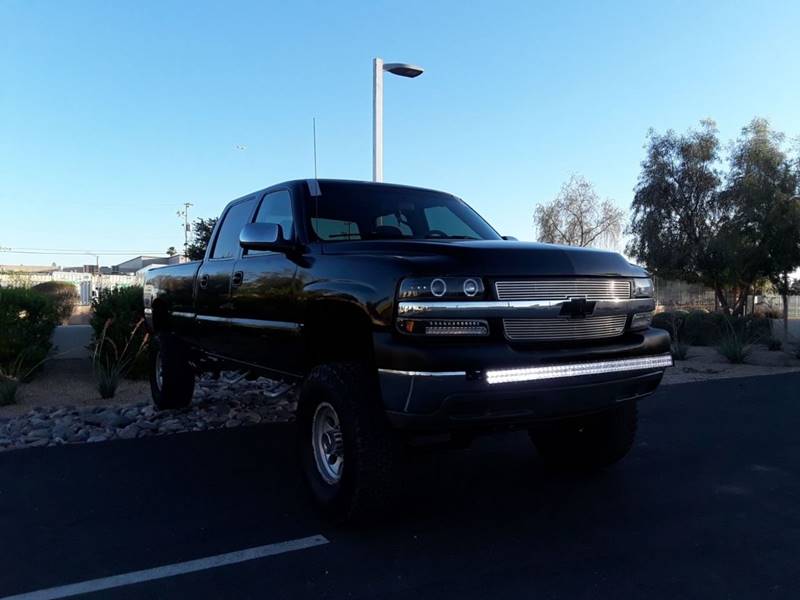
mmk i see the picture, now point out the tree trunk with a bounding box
[783,273,789,340]
[714,286,731,316]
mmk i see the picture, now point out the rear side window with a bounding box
[211,198,256,259]
[311,217,361,240]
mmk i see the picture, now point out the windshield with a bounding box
[306,182,501,242]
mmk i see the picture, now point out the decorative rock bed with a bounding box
[0,373,296,452]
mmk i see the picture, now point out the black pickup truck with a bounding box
[144,179,672,519]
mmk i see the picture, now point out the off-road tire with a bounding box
[530,400,638,470]
[297,362,399,522]
[149,333,194,410]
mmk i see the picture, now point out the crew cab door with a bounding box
[194,196,257,356]
[228,189,302,376]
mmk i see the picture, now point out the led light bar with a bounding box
[425,319,489,336]
[485,354,673,385]
[397,318,489,336]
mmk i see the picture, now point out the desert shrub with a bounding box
[0,287,59,379]
[717,317,752,364]
[92,318,149,398]
[652,310,688,339]
[31,281,79,323]
[90,286,148,378]
[765,337,783,351]
[671,342,690,361]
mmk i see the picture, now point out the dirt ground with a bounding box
[2,359,149,418]
[663,344,800,385]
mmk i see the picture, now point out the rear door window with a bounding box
[211,198,256,259]
[311,218,362,240]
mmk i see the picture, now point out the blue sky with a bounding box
[1,0,799,267]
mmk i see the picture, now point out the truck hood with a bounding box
[320,240,647,278]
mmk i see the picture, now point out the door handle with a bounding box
[199,274,209,289]
[231,271,244,287]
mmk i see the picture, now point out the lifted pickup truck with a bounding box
[144,179,672,519]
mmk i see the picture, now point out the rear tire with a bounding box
[149,333,194,410]
[297,362,399,522]
[530,400,638,470]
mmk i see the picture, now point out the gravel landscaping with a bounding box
[0,373,296,452]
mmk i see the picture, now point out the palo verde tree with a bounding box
[534,175,625,249]
[185,217,218,260]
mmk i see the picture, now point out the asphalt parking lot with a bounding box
[2,373,799,599]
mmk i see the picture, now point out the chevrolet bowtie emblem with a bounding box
[559,297,596,319]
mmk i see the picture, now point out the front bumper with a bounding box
[376,328,672,431]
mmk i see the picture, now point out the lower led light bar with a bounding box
[485,354,674,385]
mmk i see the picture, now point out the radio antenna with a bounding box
[312,117,318,178]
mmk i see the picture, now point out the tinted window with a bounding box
[424,206,482,239]
[311,217,361,240]
[306,182,500,242]
[211,198,256,259]
[254,190,294,238]
[248,190,294,255]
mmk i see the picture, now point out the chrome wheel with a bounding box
[312,402,344,485]
[154,350,164,391]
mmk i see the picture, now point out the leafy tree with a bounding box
[628,118,800,318]
[185,217,218,260]
[626,120,745,314]
[723,118,800,332]
[165,246,177,257]
[534,175,624,249]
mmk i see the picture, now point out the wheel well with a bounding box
[303,301,375,368]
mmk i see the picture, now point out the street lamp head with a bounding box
[383,62,424,78]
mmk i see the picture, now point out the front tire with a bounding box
[530,400,638,470]
[297,362,399,521]
[149,333,194,410]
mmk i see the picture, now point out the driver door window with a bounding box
[248,190,294,255]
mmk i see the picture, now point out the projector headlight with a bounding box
[633,277,654,298]
[398,277,485,300]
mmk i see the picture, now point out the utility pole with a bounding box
[177,203,193,256]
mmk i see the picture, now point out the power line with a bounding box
[0,247,166,256]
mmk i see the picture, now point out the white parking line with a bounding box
[1,535,329,600]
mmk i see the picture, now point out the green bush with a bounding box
[654,310,770,347]
[90,286,148,379]
[0,287,59,380]
[32,281,79,323]
[766,337,783,351]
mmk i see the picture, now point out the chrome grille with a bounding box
[495,279,631,301]
[503,315,628,341]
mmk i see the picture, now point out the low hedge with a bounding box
[0,286,60,378]
[653,310,772,346]
[90,286,148,379]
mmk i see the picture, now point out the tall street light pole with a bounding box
[372,57,424,182]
